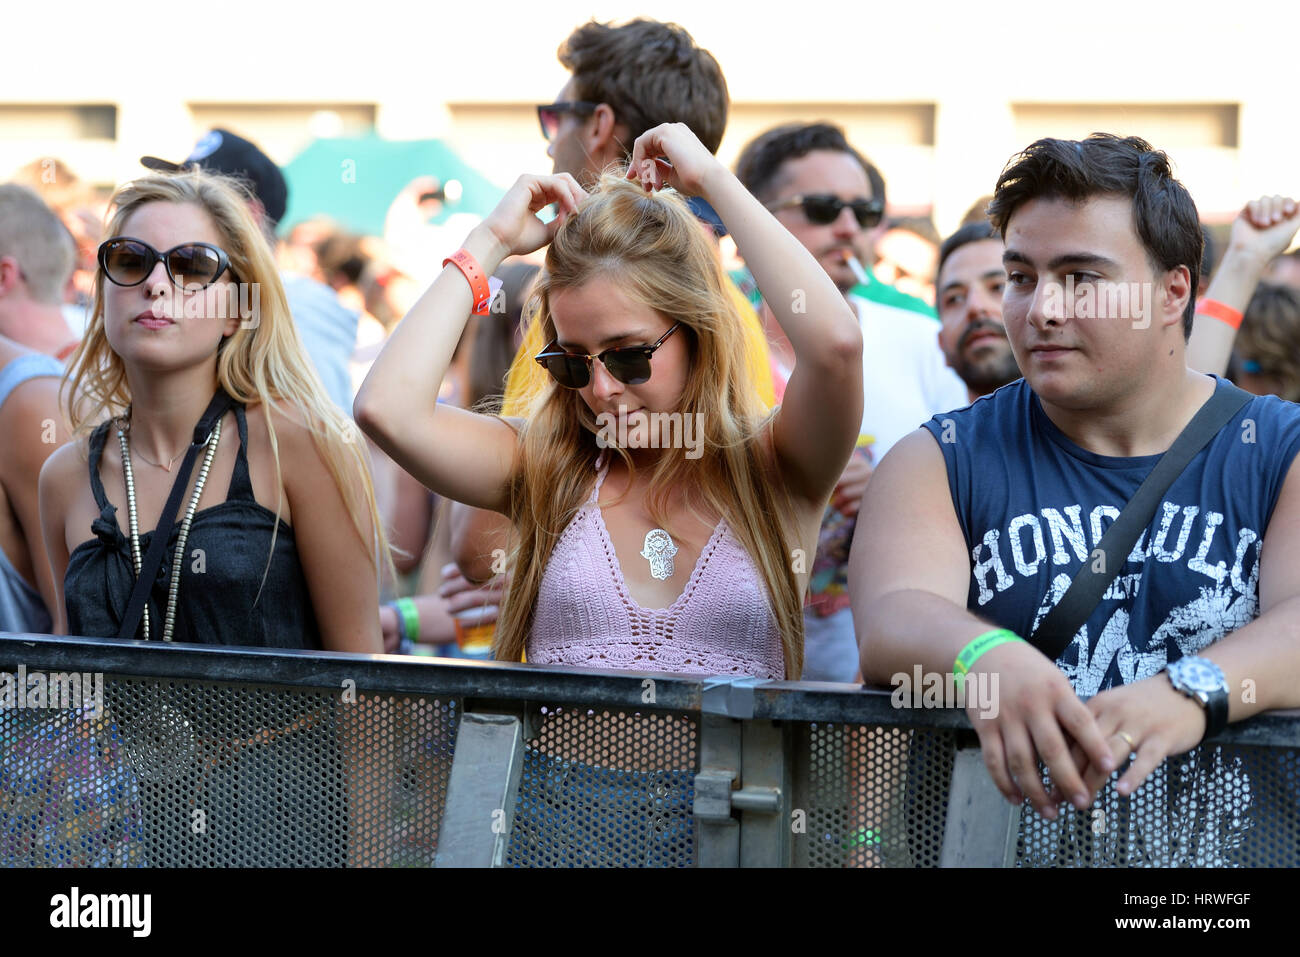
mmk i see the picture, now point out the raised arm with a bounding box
[354,174,586,513]
[626,125,863,509]
[1187,195,1300,375]
[848,429,1114,817]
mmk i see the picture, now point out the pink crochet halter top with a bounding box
[527,455,785,679]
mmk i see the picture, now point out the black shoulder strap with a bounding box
[1029,382,1253,662]
[117,389,235,640]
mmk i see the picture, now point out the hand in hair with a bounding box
[480,173,587,260]
[625,122,726,197]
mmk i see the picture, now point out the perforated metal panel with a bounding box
[0,673,459,867]
[6,645,1297,869]
[1016,744,1300,867]
[793,723,956,867]
[506,705,698,867]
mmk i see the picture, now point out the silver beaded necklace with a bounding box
[116,412,223,641]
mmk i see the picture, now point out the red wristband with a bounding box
[1196,297,1244,330]
[443,249,492,316]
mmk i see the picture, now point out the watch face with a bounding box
[1170,657,1227,694]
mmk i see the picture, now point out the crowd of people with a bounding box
[2,15,1300,831]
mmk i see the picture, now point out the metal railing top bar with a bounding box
[2,634,1298,747]
[751,681,974,728]
[0,633,709,712]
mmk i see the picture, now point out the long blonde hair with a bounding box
[494,172,805,677]
[65,170,392,591]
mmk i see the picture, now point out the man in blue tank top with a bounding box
[850,134,1300,830]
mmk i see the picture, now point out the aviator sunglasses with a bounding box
[767,194,885,229]
[98,237,234,291]
[535,322,682,389]
[536,100,600,141]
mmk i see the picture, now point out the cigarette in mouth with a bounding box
[841,250,869,286]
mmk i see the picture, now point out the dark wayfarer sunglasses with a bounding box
[535,322,682,389]
[767,194,886,229]
[536,101,600,141]
[98,237,234,291]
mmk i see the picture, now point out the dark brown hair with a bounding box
[935,220,1000,304]
[987,133,1202,337]
[559,18,729,156]
[734,122,886,207]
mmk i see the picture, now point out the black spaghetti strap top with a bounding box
[65,405,322,648]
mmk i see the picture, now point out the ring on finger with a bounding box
[1116,730,1137,752]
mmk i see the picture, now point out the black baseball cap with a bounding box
[141,129,288,228]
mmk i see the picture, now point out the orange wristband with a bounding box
[1196,298,1243,330]
[443,249,492,316]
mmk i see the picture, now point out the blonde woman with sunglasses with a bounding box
[39,171,388,650]
[36,170,393,866]
[358,124,863,681]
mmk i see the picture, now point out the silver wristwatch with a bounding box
[1165,656,1229,744]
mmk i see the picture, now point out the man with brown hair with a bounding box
[852,135,1300,840]
[539,18,728,184]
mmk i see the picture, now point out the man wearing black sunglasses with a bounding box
[736,121,968,457]
[734,122,969,682]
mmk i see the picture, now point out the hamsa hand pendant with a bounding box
[640,528,679,581]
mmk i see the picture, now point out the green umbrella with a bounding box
[279,133,502,236]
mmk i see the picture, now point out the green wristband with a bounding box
[954,628,1023,676]
[394,597,420,643]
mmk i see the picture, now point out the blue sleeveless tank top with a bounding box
[921,375,1300,696]
[64,405,322,647]
[0,353,63,633]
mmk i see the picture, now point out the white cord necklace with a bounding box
[117,414,223,641]
[641,528,679,580]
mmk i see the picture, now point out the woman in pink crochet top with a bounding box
[357,124,864,680]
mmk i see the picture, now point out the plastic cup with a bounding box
[452,606,497,657]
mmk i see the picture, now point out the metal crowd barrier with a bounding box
[1,634,1297,867]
